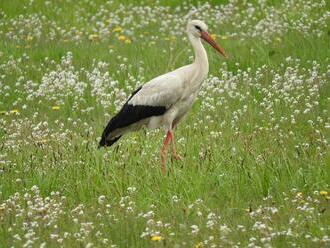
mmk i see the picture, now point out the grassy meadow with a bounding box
[0,0,329,247]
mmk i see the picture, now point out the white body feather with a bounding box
[128,63,207,131]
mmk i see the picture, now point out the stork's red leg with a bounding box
[160,130,173,174]
[171,131,182,161]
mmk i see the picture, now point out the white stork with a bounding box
[99,20,227,174]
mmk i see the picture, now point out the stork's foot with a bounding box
[172,152,183,161]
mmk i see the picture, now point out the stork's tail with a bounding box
[98,135,121,148]
[98,87,143,149]
[99,110,126,148]
[98,113,123,148]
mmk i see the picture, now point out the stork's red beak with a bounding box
[201,31,228,58]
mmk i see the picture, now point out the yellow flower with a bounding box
[210,33,217,40]
[326,196,330,200]
[195,242,203,248]
[52,106,60,110]
[26,35,33,41]
[118,35,126,41]
[149,41,156,46]
[320,191,328,196]
[151,235,162,241]
[244,207,252,213]
[124,39,131,44]
[113,26,123,32]
[88,34,99,41]
[276,37,282,42]
[10,109,19,115]
[37,139,49,144]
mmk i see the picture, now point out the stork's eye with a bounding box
[194,25,202,31]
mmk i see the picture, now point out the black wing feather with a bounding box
[99,87,167,147]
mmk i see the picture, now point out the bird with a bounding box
[99,19,227,174]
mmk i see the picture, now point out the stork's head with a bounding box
[187,20,227,58]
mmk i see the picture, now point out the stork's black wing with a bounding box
[99,87,167,147]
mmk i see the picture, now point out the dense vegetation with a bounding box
[0,0,329,247]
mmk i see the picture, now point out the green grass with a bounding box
[0,0,329,247]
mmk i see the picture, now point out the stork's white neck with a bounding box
[188,34,209,74]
